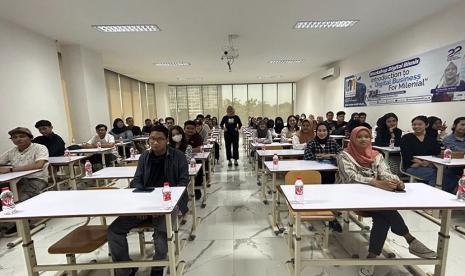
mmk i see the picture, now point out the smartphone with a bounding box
[132,188,154,193]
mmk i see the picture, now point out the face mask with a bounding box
[172,134,183,143]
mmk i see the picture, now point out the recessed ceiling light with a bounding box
[293,20,358,29]
[268,59,304,64]
[92,24,161,32]
[154,62,191,67]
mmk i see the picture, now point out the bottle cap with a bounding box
[163,182,170,186]
[1,187,10,192]
[297,176,302,180]
[86,160,90,163]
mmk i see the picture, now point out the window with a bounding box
[168,82,294,124]
[263,84,278,118]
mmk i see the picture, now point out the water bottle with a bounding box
[130,147,135,158]
[281,134,286,143]
[389,138,395,149]
[84,160,92,177]
[64,149,70,159]
[119,137,123,144]
[272,154,279,170]
[71,137,76,144]
[200,145,204,153]
[443,147,452,163]
[1,187,16,215]
[294,176,304,202]
[96,141,102,149]
[162,182,172,209]
[457,170,465,201]
[190,158,197,173]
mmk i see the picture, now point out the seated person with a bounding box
[358,112,372,129]
[281,115,299,139]
[142,118,154,135]
[374,113,402,147]
[168,126,193,163]
[426,116,448,143]
[253,119,273,144]
[324,111,337,132]
[0,127,49,202]
[82,124,116,165]
[331,111,347,136]
[107,125,189,276]
[400,116,457,190]
[292,119,315,150]
[442,117,465,193]
[165,117,175,130]
[184,120,203,152]
[345,112,360,137]
[32,120,65,157]
[304,123,341,184]
[196,114,211,142]
[109,118,134,158]
[125,117,142,136]
[336,126,436,276]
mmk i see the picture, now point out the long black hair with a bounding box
[274,117,284,133]
[168,125,188,152]
[426,116,441,138]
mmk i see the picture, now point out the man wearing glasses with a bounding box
[0,127,49,202]
[107,125,189,276]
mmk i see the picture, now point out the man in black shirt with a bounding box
[126,117,142,136]
[324,111,337,132]
[32,120,65,157]
[331,111,347,136]
[358,112,372,129]
[107,125,189,276]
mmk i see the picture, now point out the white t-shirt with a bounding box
[87,133,115,145]
[0,143,49,181]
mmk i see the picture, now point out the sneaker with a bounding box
[234,160,239,166]
[228,160,232,167]
[359,265,374,276]
[195,189,202,200]
[409,239,437,259]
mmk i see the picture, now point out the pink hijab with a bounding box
[345,126,379,167]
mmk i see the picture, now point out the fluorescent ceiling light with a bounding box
[294,20,358,29]
[176,77,203,81]
[154,62,191,67]
[268,59,304,64]
[92,24,161,32]
[257,75,283,79]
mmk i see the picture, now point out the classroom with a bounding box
[1,1,465,276]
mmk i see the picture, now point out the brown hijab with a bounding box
[296,119,315,143]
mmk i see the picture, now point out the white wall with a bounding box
[296,1,465,130]
[61,44,109,142]
[0,19,69,152]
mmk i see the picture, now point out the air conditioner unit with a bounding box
[321,66,339,80]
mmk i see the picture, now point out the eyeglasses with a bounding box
[148,137,166,143]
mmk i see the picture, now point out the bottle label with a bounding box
[163,191,172,201]
[295,185,303,195]
[459,184,465,193]
[1,196,14,208]
[273,159,278,165]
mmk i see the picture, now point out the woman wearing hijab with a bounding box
[274,117,285,135]
[426,116,447,142]
[336,126,436,276]
[292,119,315,150]
[253,120,272,144]
[220,105,242,166]
[109,118,134,158]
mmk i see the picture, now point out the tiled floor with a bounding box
[1,142,465,276]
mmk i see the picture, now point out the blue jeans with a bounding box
[406,166,459,193]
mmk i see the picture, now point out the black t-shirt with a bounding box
[187,133,203,148]
[220,115,242,132]
[128,126,142,136]
[331,121,347,135]
[400,133,441,169]
[147,152,166,187]
[142,125,152,134]
[32,133,65,157]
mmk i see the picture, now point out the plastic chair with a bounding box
[284,171,335,252]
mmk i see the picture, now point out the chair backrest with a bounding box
[285,170,321,185]
[263,145,283,151]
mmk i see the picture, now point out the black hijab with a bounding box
[112,118,127,134]
[314,123,330,144]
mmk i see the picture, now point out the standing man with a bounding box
[33,120,66,157]
[220,105,242,167]
[125,117,142,136]
[107,125,189,276]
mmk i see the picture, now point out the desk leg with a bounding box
[294,212,301,276]
[17,219,39,276]
[165,214,177,276]
[268,172,280,234]
[201,160,207,208]
[101,153,106,168]
[432,164,445,218]
[434,209,451,276]
[10,180,19,202]
[207,157,212,187]
[69,162,77,190]
[190,175,198,241]
[385,152,390,163]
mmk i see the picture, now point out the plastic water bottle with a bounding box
[64,149,70,159]
[162,182,172,209]
[294,176,304,202]
[272,154,279,170]
[190,158,197,173]
[96,141,102,149]
[444,147,452,163]
[457,170,465,201]
[0,187,16,215]
[200,145,204,153]
[389,138,395,149]
[130,147,135,158]
[119,137,123,144]
[71,137,76,144]
[84,160,92,177]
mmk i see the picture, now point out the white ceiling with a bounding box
[0,0,462,85]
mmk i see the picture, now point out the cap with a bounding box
[8,127,33,139]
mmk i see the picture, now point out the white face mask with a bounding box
[172,134,183,143]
